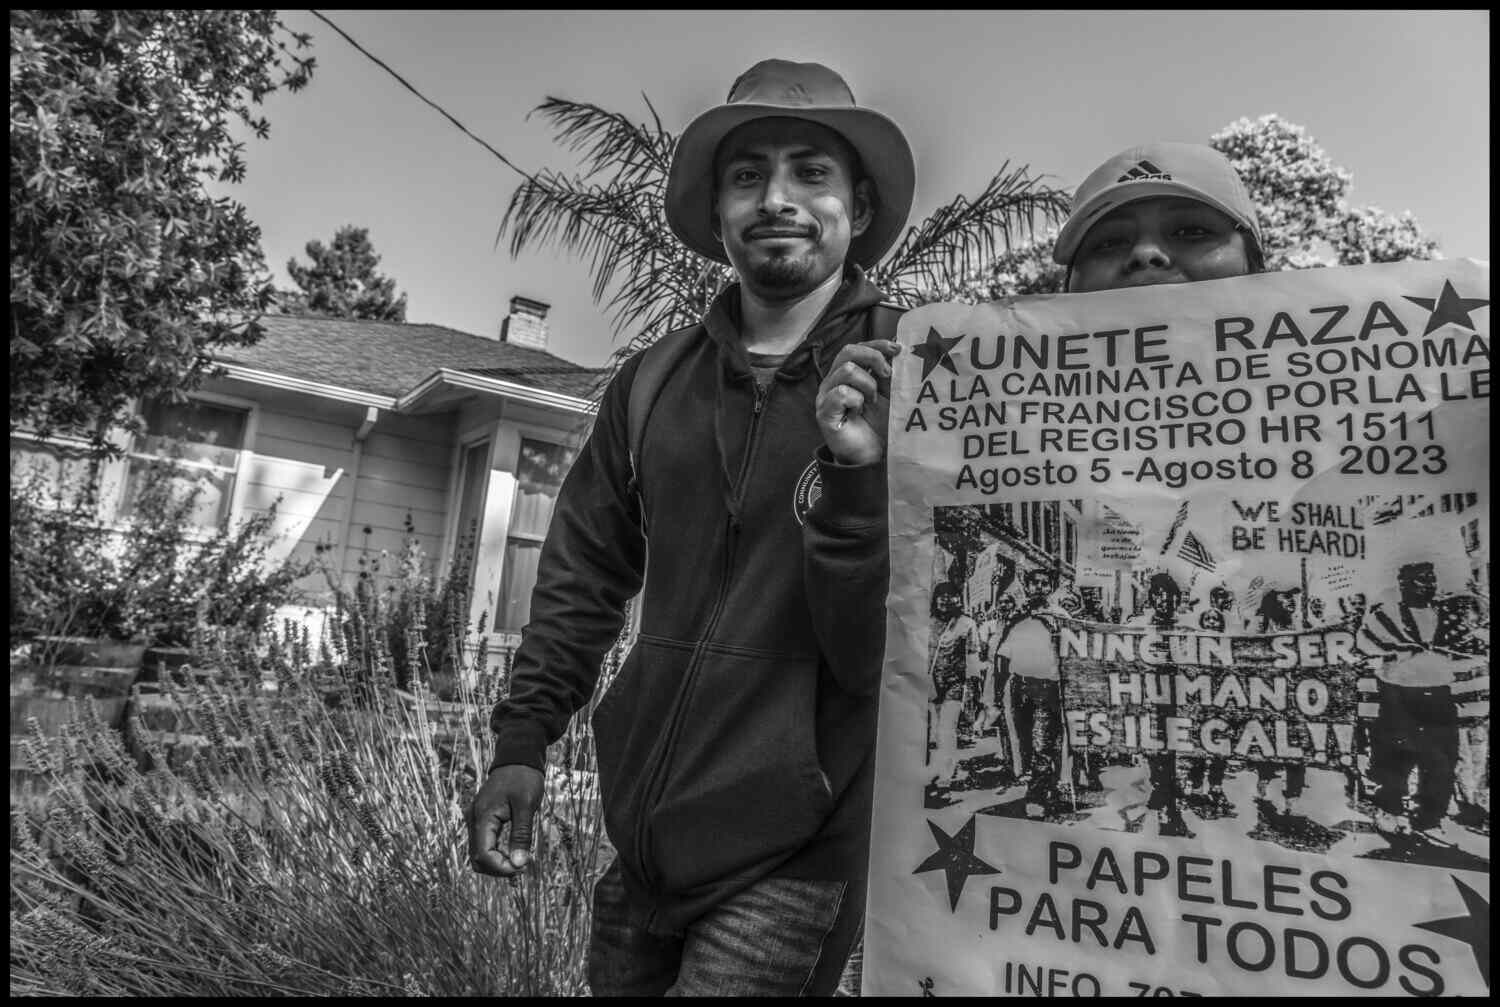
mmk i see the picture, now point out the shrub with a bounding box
[315,515,481,698]
[9,453,311,654]
[10,616,627,996]
[10,466,636,995]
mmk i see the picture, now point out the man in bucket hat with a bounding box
[468,58,914,995]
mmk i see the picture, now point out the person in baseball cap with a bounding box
[1056,142,1268,839]
[1053,141,1265,293]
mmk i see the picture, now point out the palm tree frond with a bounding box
[875,162,1070,305]
[498,169,723,352]
[641,92,668,148]
[529,96,676,185]
[498,92,1067,404]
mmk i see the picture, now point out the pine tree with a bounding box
[285,225,408,321]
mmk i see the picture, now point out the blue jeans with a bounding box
[587,857,863,996]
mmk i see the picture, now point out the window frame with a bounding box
[445,428,495,579]
[11,391,258,533]
[119,390,259,535]
[9,427,125,524]
[442,422,499,562]
[506,436,578,544]
[496,430,581,634]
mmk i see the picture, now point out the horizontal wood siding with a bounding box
[235,405,454,602]
[240,459,348,517]
[343,412,453,589]
[250,431,351,476]
[350,457,446,496]
[347,475,447,520]
[254,409,360,454]
[345,499,448,540]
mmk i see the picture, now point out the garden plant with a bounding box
[11,568,620,996]
[10,448,617,995]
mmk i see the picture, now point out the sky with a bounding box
[218,10,1490,369]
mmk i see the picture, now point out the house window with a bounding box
[10,435,102,512]
[497,438,578,633]
[450,439,492,579]
[120,397,249,530]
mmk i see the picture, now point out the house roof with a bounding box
[216,314,604,401]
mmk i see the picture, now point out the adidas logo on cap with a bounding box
[1116,159,1172,183]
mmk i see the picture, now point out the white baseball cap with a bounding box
[1053,142,1263,266]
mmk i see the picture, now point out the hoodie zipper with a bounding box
[633,376,771,917]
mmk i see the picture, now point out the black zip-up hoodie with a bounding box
[489,266,893,934]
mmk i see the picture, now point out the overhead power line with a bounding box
[307,10,530,181]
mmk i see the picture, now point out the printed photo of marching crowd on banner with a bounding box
[865,259,1489,997]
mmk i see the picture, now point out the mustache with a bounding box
[742,222,818,240]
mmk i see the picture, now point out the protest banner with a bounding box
[866,259,1489,996]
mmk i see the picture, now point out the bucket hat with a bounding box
[665,59,915,268]
[1052,142,1263,265]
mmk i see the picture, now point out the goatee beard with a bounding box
[749,253,813,290]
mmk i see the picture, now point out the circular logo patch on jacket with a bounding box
[793,459,822,525]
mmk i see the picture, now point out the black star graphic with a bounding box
[1414,875,1489,991]
[911,327,962,379]
[1403,280,1490,337]
[912,815,999,911]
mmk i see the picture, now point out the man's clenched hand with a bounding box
[815,339,900,466]
[468,764,545,879]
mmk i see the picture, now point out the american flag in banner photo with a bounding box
[1177,530,1217,573]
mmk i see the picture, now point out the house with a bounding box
[10,297,607,671]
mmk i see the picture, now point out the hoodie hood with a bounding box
[698,266,889,523]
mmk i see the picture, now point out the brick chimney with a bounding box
[500,295,550,350]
